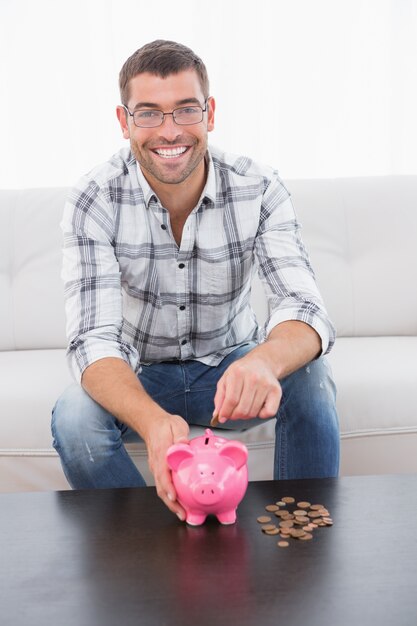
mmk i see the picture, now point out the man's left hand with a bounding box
[213,352,282,422]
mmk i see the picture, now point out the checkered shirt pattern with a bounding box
[61,145,335,382]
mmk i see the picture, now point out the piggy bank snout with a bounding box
[193,480,222,505]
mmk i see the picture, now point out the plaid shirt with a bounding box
[62,145,335,382]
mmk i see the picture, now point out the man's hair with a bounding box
[119,40,210,105]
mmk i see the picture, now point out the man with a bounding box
[52,40,339,522]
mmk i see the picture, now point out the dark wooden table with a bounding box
[1,474,417,626]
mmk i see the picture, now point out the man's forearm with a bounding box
[82,357,190,520]
[81,357,166,439]
[252,320,322,380]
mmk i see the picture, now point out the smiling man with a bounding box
[52,40,340,521]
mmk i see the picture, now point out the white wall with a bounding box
[1,0,416,188]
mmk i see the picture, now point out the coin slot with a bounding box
[205,438,209,445]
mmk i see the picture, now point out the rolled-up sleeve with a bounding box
[61,180,140,382]
[254,175,336,355]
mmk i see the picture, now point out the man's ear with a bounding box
[116,106,130,140]
[207,96,215,133]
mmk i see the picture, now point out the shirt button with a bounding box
[178,263,185,269]
[179,305,186,311]
[161,224,167,230]
[181,339,187,345]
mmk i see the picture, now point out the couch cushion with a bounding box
[0,188,68,350]
[328,336,417,436]
[292,176,417,337]
[0,349,72,449]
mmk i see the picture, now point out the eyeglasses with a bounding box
[122,101,208,128]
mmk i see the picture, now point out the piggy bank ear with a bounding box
[166,444,194,471]
[219,441,248,470]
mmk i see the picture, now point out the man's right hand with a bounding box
[142,412,190,520]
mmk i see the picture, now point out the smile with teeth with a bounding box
[153,146,189,159]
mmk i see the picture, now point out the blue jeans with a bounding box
[51,343,340,488]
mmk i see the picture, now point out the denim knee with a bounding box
[52,383,146,489]
[51,383,114,454]
[280,357,338,424]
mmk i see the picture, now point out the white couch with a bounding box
[1,176,417,493]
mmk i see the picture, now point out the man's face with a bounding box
[117,70,215,186]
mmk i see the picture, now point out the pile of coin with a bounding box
[256,496,333,548]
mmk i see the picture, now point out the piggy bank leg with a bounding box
[216,510,237,525]
[185,511,207,526]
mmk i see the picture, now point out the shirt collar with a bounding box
[135,162,158,207]
[203,149,216,205]
[135,147,216,209]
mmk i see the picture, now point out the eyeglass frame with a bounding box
[121,99,209,128]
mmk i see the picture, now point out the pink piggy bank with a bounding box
[166,428,248,526]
